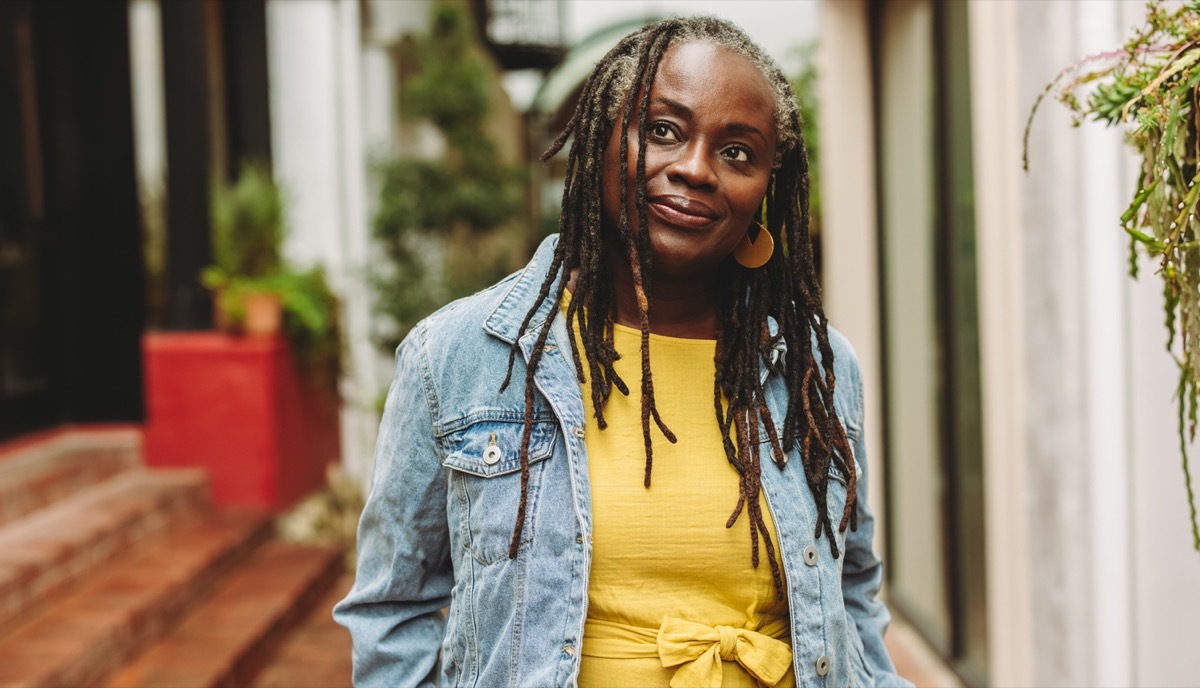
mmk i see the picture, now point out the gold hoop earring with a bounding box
[734,224,774,269]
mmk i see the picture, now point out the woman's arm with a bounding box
[841,359,914,688]
[334,325,453,687]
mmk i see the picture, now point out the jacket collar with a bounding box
[484,234,563,346]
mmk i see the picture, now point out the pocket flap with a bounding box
[440,419,558,477]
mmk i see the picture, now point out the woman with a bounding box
[335,16,910,688]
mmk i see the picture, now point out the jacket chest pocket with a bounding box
[439,418,559,565]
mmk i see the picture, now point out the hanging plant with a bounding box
[1025,0,1200,550]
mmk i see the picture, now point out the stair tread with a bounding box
[0,510,271,688]
[0,469,208,546]
[109,541,343,688]
[0,442,137,528]
[251,574,353,688]
[0,469,209,631]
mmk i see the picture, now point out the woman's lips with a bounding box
[648,195,719,229]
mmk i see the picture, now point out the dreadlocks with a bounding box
[499,16,857,598]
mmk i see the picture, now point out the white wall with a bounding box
[972,1,1200,685]
[1129,253,1200,687]
[1115,10,1200,684]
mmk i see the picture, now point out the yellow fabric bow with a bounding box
[656,616,793,688]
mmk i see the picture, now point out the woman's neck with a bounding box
[602,251,720,340]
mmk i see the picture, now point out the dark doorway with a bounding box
[0,0,146,440]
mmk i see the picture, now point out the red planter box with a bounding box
[142,332,339,511]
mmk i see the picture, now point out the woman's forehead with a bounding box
[651,40,777,133]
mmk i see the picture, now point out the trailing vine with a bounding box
[1026,0,1200,550]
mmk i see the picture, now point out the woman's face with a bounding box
[601,39,778,280]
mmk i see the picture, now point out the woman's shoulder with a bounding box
[797,323,860,382]
[787,323,863,431]
[825,325,864,433]
[417,269,523,340]
[825,325,860,379]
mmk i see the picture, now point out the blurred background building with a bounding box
[0,0,1198,686]
[820,2,1200,687]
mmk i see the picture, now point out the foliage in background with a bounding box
[202,161,341,370]
[137,178,168,329]
[373,3,523,351]
[277,464,365,571]
[1026,0,1200,549]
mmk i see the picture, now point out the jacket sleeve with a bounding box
[842,356,914,688]
[333,324,452,688]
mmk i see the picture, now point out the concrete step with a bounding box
[0,429,140,528]
[0,468,210,633]
[251,574,353,688]
[108,541,344,688]
[0,510,272,688]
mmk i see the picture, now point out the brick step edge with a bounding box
[0,510,273,688]
[108,541,344,688]
[0,469,211,633]
[0,443,138,529]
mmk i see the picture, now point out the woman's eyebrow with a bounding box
[653,97,693,119]
[726,122,768,146]
[651,97,767,146]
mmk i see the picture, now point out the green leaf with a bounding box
[1121,180,1158,224]
[1125,225,1166,251]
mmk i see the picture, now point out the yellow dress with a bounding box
[573,318,795,688]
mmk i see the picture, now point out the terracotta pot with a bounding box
[243,291,283,337]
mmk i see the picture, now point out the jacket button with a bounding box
[562,645,575,657]
[803,545,818,566]
[815,654,830,676]
[483,445,502,465]
[572,426,586,439]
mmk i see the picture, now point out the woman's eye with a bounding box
[722,145,753,163]
[650,122,678,141]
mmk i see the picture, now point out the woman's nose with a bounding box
[666,142,717,189]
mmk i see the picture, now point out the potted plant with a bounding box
[202,161,285,336]
[144,161,343,511]
[1026,0,1200,550]
[201,162,340,367]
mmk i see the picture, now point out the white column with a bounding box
[266,0,342,267]
[967,2,1033,684]
[266,0,378,482]
[332,0,387,485]
[1075,3,1135,685]
[128,0,167,202]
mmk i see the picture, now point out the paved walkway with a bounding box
[885,618,963,688]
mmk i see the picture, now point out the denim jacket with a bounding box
[334,235,912,688]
